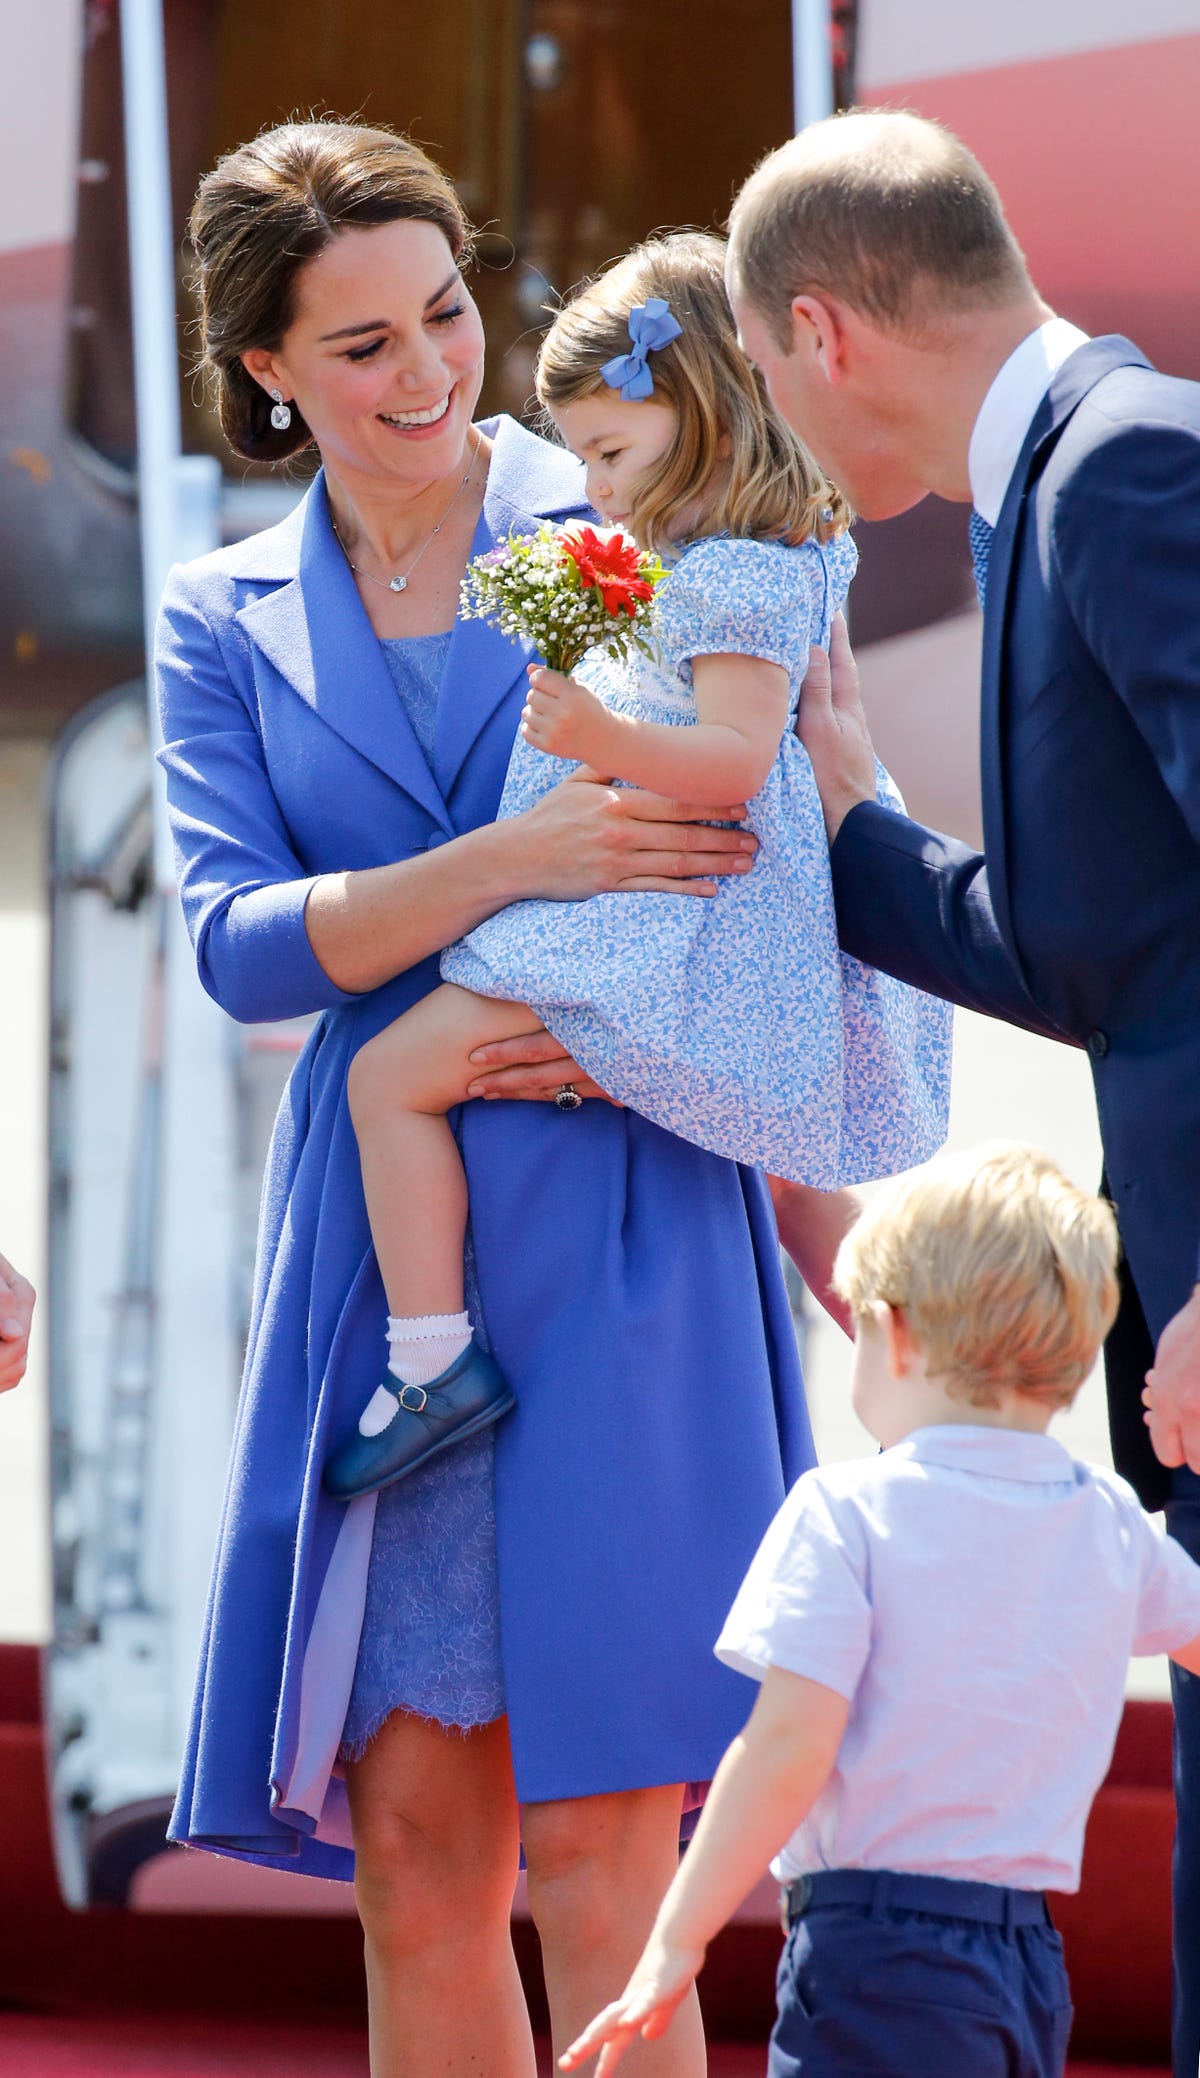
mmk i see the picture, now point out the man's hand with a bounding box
[523,665,615,767]
[558,1932,705,2076]
[0,1252,35,1394]
[796,612,877,841]
[1143,1286,1200,1472]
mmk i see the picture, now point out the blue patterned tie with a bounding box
[968,509,993,610]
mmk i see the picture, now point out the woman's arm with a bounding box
[560,1668,849,2075]
[522,654,789,806]
[306,770,757,994]
[768,1179,863,1338]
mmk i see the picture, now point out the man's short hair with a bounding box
[833,1143,1120,1409]
[728,110,1032,346]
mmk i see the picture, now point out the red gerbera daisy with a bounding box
[561,525,657,617]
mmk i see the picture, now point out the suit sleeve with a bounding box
[830,800,1072,1043]
[1054,414,1200,847]
[154,565,361,1024]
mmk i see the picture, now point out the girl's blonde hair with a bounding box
[535,232,851,555]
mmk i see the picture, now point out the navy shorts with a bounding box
[769,1872,1073,2077]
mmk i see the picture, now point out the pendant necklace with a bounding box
[331,436,480,595]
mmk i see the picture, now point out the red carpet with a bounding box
[0,1648,1178,2070]
[0,2017,1170,2077]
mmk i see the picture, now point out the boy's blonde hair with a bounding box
[535,231,851,556]
[833,1143,1120,1410]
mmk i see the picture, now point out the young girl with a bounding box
[324,232,951,1503]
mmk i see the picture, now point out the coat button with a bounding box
[426,831,450,849]
[1087,1030,1109,1058]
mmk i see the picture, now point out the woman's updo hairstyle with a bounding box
[189,119,473,463]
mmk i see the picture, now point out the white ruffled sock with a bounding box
[358,1312,473,1436]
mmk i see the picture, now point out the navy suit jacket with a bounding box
[832,337,1200,1507]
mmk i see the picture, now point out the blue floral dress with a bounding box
[443,531,951,1185]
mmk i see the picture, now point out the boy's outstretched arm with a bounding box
[560,1668,849,2076]
[1170,1632,1200,1676]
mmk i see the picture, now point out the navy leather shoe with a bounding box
[323,1340,515,1502]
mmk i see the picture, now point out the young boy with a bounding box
[562,1143,1200,2078]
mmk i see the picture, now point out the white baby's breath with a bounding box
[460,522,666,676]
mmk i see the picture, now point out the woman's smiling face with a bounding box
[242,218,486,483]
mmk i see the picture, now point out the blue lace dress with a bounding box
[442,532,952,1186]
[340,632,505,1754]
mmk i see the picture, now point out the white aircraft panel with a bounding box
[0,0,80,256]
[860,0,1200,89]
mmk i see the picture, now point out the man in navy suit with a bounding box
[727,110,1200,2073]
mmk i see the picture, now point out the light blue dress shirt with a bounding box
[718,1425,1200,1893]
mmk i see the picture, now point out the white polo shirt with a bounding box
[716,1426,1200,1893]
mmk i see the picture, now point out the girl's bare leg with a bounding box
[347,985,547,1319]
[346,1710,536,2078]
[523,1786,707,2076]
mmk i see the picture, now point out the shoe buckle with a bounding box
[398,1383,428,1413]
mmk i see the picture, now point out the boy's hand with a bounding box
[0,1251,35,1394]
[558,1933,705,2075]
[522,665,615,767]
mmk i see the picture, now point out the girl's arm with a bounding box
[523,653,790,806]
[560,1668,849,2076]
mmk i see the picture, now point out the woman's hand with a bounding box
[466,1025,619,1105]
[558,1932,705,2075]
[522,666,616,768]
[0,1252,35,1394]
[511,767,757,902]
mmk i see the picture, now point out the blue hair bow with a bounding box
[600,298,683,401]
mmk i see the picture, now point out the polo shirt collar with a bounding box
[894,1424,1077,1484]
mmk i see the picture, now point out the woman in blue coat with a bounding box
[159,120,823,2075]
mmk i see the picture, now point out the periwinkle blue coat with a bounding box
[157,416,816,1879]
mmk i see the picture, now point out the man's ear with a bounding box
[791,294,846,384]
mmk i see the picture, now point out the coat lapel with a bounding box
[432,415,589,803]
[236,475,454,832]
[979,335,1152,954]
[232,423,588,831]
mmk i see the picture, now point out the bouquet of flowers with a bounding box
[460,522,667,676]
